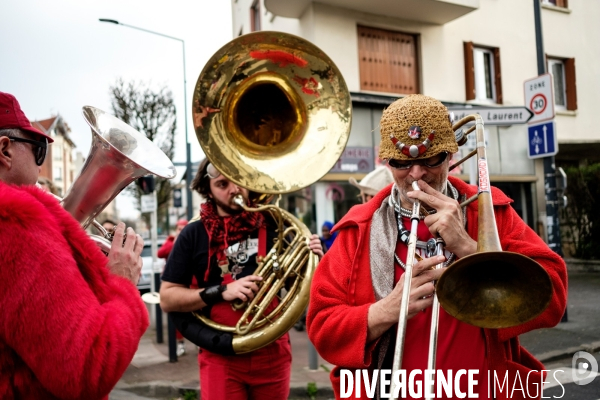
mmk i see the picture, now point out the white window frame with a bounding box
[548,58,567,110]
[473,47,496,103]
[54,144,63,161]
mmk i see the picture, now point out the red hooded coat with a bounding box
[0,181,149,399]
[307,177,567,400]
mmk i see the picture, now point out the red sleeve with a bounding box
[158,236,175,259]
[307,225,378,369]
[493,204,568,341]
[0,192,149,399]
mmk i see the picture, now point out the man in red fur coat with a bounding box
[0,92,149,399]
[307,95,568,400]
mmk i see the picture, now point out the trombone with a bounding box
[390,114,553,400]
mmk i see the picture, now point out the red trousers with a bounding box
[198,334,292,400]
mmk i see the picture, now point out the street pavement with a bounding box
[111,271,600,400]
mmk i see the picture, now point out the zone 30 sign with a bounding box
[524,73,555,124]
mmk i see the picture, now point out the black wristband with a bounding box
[200,284,226,306]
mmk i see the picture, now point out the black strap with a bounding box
[200,284,226,306]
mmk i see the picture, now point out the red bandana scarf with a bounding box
[200,200,265,281]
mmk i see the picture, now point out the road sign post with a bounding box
[524,72,563,258]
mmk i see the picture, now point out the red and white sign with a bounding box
[524,74,555,124]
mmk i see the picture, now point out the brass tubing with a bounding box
[449,148,477,172]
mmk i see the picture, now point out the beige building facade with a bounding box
[230,0,599,239]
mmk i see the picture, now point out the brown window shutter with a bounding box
[493,47,503,104]
[564,58,577,110]
[556,0,567,7]
[464,42,475,100]
[357,25,418,95]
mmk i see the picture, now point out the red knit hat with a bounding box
[0,92,54,143]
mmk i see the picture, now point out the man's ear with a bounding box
[0,137,13,169]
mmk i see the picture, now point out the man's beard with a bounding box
[213,195,245,216]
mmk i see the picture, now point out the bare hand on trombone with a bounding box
[407,180,477,258]
[366,254,445,342]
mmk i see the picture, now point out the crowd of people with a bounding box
[1,90,567,400]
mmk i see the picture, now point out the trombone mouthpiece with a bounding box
[411,181,420,191]
[233,195,245,206]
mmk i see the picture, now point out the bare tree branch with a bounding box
[109,79,177,233]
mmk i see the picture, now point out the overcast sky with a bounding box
[1,0,233,218]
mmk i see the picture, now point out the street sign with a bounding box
[141,193,157,213]
[173,188,182,208]
[527,121,557,159]
[524,73,555,124]
[447,106,533,126]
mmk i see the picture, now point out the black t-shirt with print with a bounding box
[162,216,278,289]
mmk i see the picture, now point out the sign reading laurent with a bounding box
[448,107,534,126]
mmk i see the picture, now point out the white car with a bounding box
[138,237,166,294]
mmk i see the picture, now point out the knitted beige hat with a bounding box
[379,94,458,161]
[349,166,394,196]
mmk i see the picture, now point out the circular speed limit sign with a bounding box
[524,74,554,124]
[530,93,547,115]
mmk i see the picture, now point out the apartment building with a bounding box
[230,0,599,237]
[31,115,77,197]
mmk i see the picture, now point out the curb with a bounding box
[115,381,336,399]
[536,341,600,364]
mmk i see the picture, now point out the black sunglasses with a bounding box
[388,152,448,170]
[9,137,48,166]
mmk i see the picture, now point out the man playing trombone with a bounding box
[307,94,567,399]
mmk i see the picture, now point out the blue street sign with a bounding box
[527,121,557,159]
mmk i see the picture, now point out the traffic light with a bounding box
[137,176,155,194]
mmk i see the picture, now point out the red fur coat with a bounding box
[0,181,149,400]
[307,177,568,400]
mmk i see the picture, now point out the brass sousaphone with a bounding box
[171,31,351,355]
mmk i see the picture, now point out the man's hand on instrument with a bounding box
[308,234,324,259]
[367,255,445,342]
[107,222,144,285]
[389,255,445,321]
[407,180,477,258]
[223,275,262,302]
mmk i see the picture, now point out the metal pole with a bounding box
[308,340,319,371]
[182,41,194,221]
[150,190,164,342]
[533,0,566,322]
[168,314,178,362]
[154,272,163,344]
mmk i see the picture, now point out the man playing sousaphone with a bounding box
[160,159,323,400]
[307,94,567,399]
[0,93,148,399]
